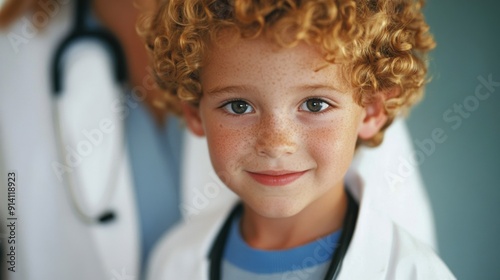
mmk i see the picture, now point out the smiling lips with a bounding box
[247,170,308,187]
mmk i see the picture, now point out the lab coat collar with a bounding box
[340,170,394,278]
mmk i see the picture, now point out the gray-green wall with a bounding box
[407,1,500,279]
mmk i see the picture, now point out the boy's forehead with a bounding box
[208,34,319,66]
[202,36,351,94]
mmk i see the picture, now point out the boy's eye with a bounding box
[300,98,330,113]
[222,100,254,115]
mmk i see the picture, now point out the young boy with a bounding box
[142,0,455,279]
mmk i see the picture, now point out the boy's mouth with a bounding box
[246,170,308,187]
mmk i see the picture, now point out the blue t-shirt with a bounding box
[222,215,342,280]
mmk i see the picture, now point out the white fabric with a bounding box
[147,143,455,279]
[350,119,437,248]
[0,5,140,280]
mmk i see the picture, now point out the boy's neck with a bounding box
[240,183,347,250]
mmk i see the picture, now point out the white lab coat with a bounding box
[147,136,456,279]
[0,3,440,280]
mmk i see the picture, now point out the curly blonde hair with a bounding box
[139,0,435,146]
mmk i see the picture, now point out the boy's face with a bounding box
[183,36,385,219]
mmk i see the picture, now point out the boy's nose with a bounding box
[254,115,298,158]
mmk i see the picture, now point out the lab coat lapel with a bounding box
[339,173,394,279]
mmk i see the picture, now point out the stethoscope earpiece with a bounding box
[98,211,116,223]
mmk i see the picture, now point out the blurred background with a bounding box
[408,0,500,279]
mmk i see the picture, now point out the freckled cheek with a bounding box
[205,125,251,171]
[305,121,358,167]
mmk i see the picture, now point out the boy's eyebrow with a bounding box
[205,84,346,96]
[204,85,259,96]
[295,84,346,95]
[313,64,330,72]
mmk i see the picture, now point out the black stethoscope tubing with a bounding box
[208,189,359,280]
[50,0,128,224]
[51,0,127,96]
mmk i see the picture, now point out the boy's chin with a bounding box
[244,198,307,219]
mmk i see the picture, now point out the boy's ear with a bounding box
[357,93,390,140]
[181,102,205,137]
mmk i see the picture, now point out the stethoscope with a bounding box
[50,0,128,224]
[208,189,359,280]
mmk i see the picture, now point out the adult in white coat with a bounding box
[0,2,141,279]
